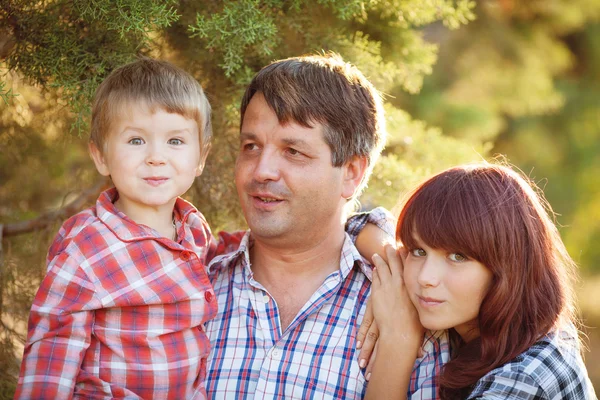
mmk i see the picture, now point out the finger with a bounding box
[398,244,408,260]
[356,298,374,349]
[365,340,378,380]
[358,321,379,369]
[384,244,402,277]
[371,253,391,280]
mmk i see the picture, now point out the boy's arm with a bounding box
[15,251,95,399]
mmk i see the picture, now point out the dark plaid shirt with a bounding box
[468,327,596,399]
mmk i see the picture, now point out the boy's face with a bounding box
[90,104,202,216]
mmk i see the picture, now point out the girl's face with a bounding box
[403,233,494,342]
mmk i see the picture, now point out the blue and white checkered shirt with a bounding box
[468,327,596,399]
[204,209,447,399]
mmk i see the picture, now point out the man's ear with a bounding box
[341,156,368,200]
[89,142,111,177]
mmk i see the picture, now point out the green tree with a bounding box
[1,0,488,396]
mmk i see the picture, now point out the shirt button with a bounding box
[271,348,282,360]
[180,251,191,261]
[262,295,270,304]
[204,291,214,302]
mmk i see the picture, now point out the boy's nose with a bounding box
[146,145,167,166]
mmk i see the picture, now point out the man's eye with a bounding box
[129,138,144,145]
[287,148,300,156]
[168,138,183,145]
[449,253,468,262]
[243,143,258,151]
[411,248,426,257]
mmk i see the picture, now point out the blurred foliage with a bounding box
[1,0,600,396]
[394,0,600,276]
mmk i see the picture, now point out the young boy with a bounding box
[15,58,237,399]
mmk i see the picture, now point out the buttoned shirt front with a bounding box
[16,188,222,399]
[204,209,447,399]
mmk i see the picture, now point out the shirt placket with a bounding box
[249,271,343,399]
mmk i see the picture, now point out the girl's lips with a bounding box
[417,295,445,308]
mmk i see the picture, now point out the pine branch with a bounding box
[1,179,109,238]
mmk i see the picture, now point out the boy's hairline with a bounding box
[91,99,205,156]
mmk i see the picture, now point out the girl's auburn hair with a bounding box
[396,162,578,397]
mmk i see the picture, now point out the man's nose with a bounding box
[253,149,280,182]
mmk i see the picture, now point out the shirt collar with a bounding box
[96,188,198,242]
[212,230,373,282]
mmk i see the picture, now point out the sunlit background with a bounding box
[1,1,599,397]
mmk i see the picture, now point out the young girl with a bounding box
[365,162,596,399]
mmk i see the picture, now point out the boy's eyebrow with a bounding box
[119,126,194,135]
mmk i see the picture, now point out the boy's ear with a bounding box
[89,142,111,177]
[341,155,368,200]
[195,162,204,177]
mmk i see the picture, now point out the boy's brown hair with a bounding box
[91,57,212,167]
[240,53,386,197]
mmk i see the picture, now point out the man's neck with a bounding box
[249,227,346,330]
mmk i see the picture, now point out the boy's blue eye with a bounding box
[168,138,183,145]
[129,138,144,145]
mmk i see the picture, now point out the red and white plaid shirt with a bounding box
[15,188,241,399]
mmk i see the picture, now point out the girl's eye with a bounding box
[411,248,426,257]
[449,253,468,262]
[168,138,183,145]
[129,138,144,145]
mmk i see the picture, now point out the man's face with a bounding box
[235,93,353,246]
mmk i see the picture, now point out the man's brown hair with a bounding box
[90,57,212,167]
[240,53,386,197]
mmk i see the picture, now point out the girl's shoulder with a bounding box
[467,328,596,399]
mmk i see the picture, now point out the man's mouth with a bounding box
[256,196,280,203]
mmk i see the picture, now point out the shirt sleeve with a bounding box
[408,330,450,400]
[345,207,395,242]
[15,249,98,400]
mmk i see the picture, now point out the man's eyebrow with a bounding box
[239,132,258,141]
[281,138,309,148]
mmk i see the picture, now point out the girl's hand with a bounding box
[371,245,423,345]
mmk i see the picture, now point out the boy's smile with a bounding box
[90,104,202,226]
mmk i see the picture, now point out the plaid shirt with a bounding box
[204,208,447,399]
[409,330,450,399]
[468,327,597,399]
[16,188,241,400]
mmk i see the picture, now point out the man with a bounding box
[204,54,444,399]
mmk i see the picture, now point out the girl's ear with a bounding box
[89,142,111,177]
